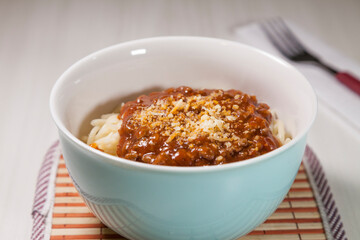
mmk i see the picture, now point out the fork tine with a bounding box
[260,21,293,58]
[267,19,301,56]
[275,18,305,53]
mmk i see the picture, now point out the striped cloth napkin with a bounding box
[31,141,61,240]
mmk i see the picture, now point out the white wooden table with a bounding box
[1,1,359,239]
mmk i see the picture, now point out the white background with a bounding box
[0,0,359,239]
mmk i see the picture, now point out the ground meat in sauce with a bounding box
[117,86,280,166]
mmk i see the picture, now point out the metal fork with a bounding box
[261,18,360,96]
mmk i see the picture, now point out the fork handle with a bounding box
[335,72,360,96]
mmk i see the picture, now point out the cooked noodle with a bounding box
[270,111,292,145]
[84,113,122,155]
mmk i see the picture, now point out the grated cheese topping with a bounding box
[127,90,243,145]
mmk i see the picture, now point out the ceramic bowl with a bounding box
[50,37,317,240]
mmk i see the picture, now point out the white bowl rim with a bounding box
[50,36,317,173]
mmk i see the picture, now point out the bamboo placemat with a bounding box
[49,155,327,240]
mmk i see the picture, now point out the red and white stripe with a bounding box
[31,141,60,240]
[305,146,348,240]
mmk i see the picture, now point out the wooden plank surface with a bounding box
[2,1,360,239]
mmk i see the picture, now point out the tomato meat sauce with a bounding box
[117,86,280,166]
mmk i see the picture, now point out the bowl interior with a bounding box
[51,37,316,151]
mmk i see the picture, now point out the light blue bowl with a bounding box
[50,37,317,240]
